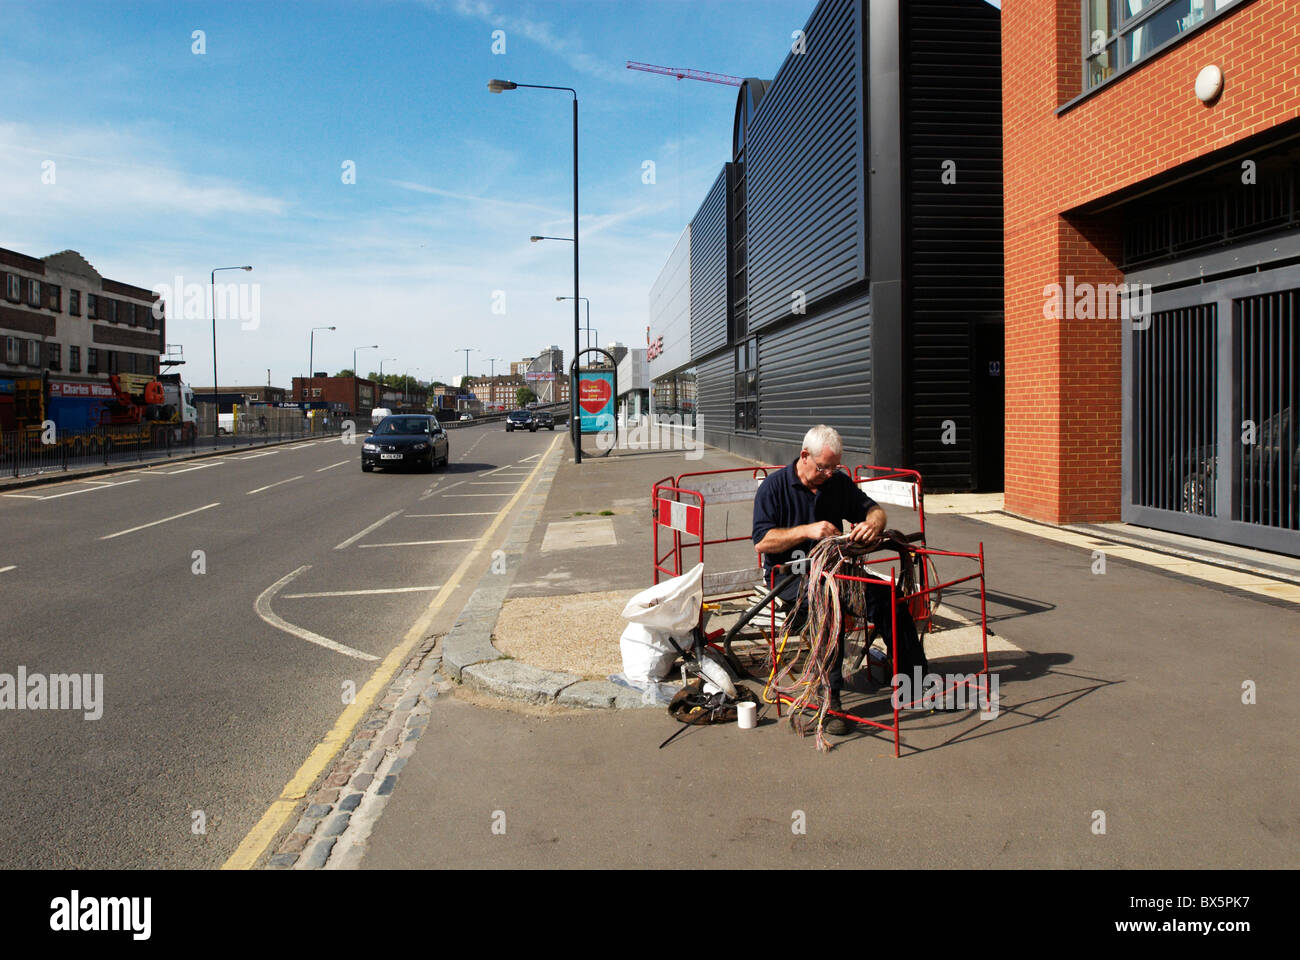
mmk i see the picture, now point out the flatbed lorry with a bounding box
[0,371,197,454]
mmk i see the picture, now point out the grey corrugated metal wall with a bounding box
[690,167,730,358]
[746,0,865,332]
[758,290,872,454]
[695,352,732,437]
[902,0,1004,490]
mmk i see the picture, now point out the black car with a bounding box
[362,415,449,472]
[505,410,537,432]
[534,410,555,430]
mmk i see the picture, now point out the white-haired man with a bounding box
[752,425,923,735]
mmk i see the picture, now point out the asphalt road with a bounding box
[0,421,559,868]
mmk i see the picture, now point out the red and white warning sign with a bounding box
[656,498,702,537]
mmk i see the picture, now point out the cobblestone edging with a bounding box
[441,445,654,711]
[265,635,446,869]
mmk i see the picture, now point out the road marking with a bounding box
[518,454,541,463]
[288,443,313,450]
[100,502,221,540]
[231,450,279,460]
[159,462,222,475]
[334,509,403,550]
[282,585,442,599]
[80,479,116,485]
[358,538,477,549]
[469,481,521,485]
[443,492,513,497]
[972,513,1300,606]
[247,475,304,495]
[0,565,14,574]
[1,493,44,499]
[14,478,141,501]
[483,465,531,476]
[316,460,350,472]
[223,432,562,871]
[254,566,379,661]
[405,512,496,517]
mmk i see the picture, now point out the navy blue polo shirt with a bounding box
[752,460,876,583]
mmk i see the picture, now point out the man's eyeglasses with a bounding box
[805,454,840,477]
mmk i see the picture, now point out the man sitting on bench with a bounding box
[751,424,922,735]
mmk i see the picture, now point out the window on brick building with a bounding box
[27,340,40,366]
[46,284,60,311]
[69,345,80,373]
[27,279,41,307]
[87,293,98,318]
[87,348,99,373]
[4,274,18,301]
[1085,0,1242,91]
[48,343,61,371]
[4,337,18,364]
[69,290,80,316]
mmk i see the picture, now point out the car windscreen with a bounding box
[378,418,430,435]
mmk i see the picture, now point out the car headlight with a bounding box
[413,442,428,451]
[363,443,378,452]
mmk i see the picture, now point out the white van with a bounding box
[370,407,393,427]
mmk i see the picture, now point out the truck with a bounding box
[0,371,198,455]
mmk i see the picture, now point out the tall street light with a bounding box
[353,344,378,376]
[309,325,335,385]
[454,348,476,388]
[210,264,253,443]
[556,296,593,350]
[491,77,581,463]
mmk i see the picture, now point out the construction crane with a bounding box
[626,61,743,86]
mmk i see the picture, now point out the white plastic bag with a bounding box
[617,564,704,683]
[617,623,680,684]
[620,563,704,634]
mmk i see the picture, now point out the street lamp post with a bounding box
[353,344,378,377]
[309,325,335,386]
[210,264,253,443]
[556,296,593,349]
[491,77,581,464]
[379,357,397,408]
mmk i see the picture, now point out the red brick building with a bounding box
[292,375,379,417]
[1004,0,1300,553]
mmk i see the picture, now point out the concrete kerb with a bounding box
[441,444,655,710]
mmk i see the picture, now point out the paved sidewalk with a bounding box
[290,438,1298,869]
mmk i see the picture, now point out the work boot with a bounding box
[823,693,851,736]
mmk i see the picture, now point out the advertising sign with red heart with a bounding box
[578,377,612,415]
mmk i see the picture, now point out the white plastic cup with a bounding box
[737,701,757,729]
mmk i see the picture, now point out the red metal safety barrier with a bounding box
[651,466,781,598]
[764,543,989,757]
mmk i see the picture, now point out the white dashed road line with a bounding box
[6,478,141,501]
[334,510,403,550]
[316,460,350,472]
[282,586,442,599]
[246,475,304,495]
[0,565,15,574]
[404,512,496,517]
[357,539,477,549]
[99,502,221,540]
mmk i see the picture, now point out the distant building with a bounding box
[466,374,525,412]
[291,375,380,417]
[1,247,163,384]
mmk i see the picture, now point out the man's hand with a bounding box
[846,506,887,543]
[803,520,841,540]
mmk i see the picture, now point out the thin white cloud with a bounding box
[444,0,632,84]
[0,122,286,218]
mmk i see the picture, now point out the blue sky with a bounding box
[2,0,823,387]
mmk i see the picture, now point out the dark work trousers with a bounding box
[777,579,921,694]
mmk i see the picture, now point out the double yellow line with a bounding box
[222,436,561,869]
